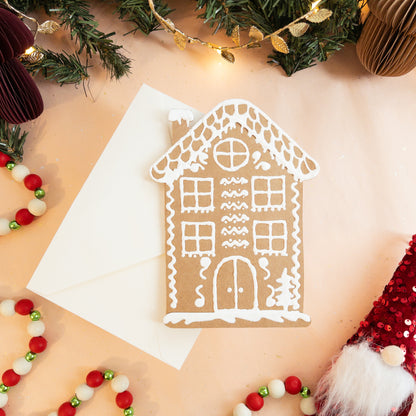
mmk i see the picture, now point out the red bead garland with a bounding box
[284,376,302,395]
[233,375,316,416]
[53,370,135,416]
[0,151,47,236]
[86,370,104,388]
[2,370,20,387]
[246,393,264,411]
[58,402,76,416]
[116,391,134,409]
[0,298,47,416]
[15,299,34,315]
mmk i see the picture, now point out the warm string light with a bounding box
[147,0,332,63]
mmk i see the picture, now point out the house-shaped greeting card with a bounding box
[150,99,319,328]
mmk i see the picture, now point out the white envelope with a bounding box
[27,84,201,370]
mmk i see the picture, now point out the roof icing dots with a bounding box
[150,99,319,184]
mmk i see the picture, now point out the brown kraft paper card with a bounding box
[150,99,319,328]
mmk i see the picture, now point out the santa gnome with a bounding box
[314,235,416,416]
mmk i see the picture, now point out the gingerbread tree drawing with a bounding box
[150,99,319,328]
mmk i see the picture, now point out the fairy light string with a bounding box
[147,0,332,63]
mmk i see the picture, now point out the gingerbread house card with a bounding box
[150,100,319,328]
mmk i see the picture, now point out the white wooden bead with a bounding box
[28,199,47,216]
[27,320,45,336]
[111,375,130,393]
[233,403,252,416]
[11,164,30,182]
[75,383,94,401]
[0,392,8,407]
[13,357,32,375]
[381,345,405,366]
[0,299,15,317]
[0,218,10,236]
[300,396,316,415]
[268,379,286,399]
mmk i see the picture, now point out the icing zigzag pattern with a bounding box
[221,214,249,223]
[290,181,301,310]
[222,240,249,248]
[221,190,249,198]
[220,202,248,210]
[166,187,178,308]
[220,177,249,185]
[221,227,249,235]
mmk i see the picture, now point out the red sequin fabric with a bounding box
[348,235,416,379]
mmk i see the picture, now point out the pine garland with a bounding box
[8,0,361,82]
[0,119,28,161]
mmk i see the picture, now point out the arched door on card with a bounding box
[213,256,258,311]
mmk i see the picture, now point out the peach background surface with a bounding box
[1,1,416,415]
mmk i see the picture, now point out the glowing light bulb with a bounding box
[311,0,322,10]
[24,46,35,55]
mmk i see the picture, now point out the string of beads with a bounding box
[0,151,46,236]
[48,370,135,416]
[233,376,316,416]
[0,298,47,416]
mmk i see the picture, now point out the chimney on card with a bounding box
[168,109,194,144]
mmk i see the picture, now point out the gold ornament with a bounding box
[306,8,333,23]
[289,22,310,37]
[271,34,289,54]
[37,20,60,34]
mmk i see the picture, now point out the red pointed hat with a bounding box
[315,235,416,416]
[347,234,416,377]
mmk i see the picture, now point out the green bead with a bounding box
[258,386,269,397]
[30,310,41,321]
[123,407,134,416]
[6,161,15,170]
[103,369,114,380]
[300,386,311,398]
[0,384,9,393]
[70,396,81,407]
[34,188,45,199]
[25,351,36,361]
[9,221,20,230]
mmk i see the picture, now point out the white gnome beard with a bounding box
[315,342,415,416]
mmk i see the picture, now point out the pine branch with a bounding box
[21,47,90,84]
[8,0,58,13]
[0,119,28,162]
[53,0,131,79]
[114,0,172,35]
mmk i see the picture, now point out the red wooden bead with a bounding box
[284,376,302,395]
[14,298,34,315]
[24,173,42,191]
[245,392,264,411]
[15,208,34,226]
[116,390,133,409]
[29,336,47,353]
[0,152,11,167]
[2,369,20,386]
[86,370,104,387]
[0,408,5,416]
[58,402,76,416]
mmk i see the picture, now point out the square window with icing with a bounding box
[180,178,214,213]
[251,176,285,211]
[181,221,215,257]
[253,220,287,256]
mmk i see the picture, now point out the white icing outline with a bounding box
[258,257,270,280]
[290,181,302,310]
[253,220,287,256]
[275,268,295,311]
[165,185,178,308]
[179,177,214,213]
[168,109,194,125]
[163,310,311,324]
[220,177,249,185]
[251,176,286,212]
[150,99,320,186]
[181,221,215,257]
[212,256,259,312]
[213,138,249,172]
